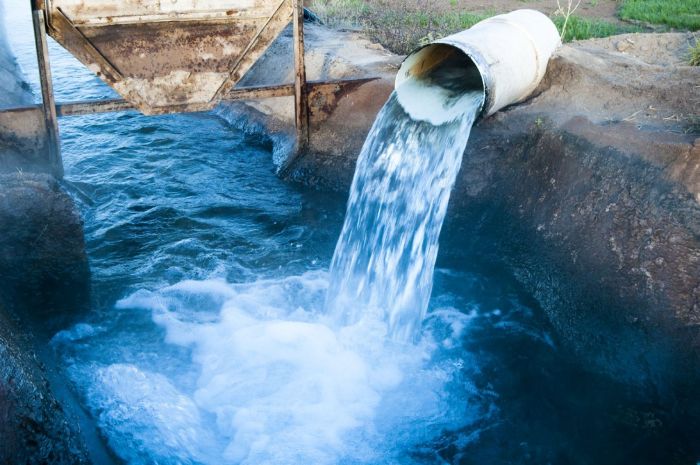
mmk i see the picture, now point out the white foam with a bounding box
[395,77,483,125]
[81,272,480,464]
[76,363,220,465]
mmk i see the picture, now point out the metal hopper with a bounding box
[41,0,296,114]
[0,0,375,177]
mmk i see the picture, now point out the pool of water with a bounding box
[4,2,697,464]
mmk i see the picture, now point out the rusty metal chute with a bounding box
[41,0,295,114]
[0,0,375,178]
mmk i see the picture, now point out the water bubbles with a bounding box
[65,273,480,465]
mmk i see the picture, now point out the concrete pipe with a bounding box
[395,9,561,124]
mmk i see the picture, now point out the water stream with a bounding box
[327,90,482,342]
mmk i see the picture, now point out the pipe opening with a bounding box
[395,43,487,125]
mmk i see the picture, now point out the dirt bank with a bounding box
[229,25,700,395]
[0,173,92,464]
[0,304,89,465]
[0,174,91,330]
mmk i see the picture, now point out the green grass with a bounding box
[690,41,700,66]
[553,15,642,42]
[312,1,493,53]
[619,0,700,30]
[372,10,493,53]
[311,0,371,27]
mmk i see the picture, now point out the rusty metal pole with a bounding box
[31,8,64,179]
[292,0,309,152]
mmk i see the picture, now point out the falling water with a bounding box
[326,54,484,341]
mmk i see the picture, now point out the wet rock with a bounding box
[0,304,89,464]
[0,171,107,464]
[0,173,91,332]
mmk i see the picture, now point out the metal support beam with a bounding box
[54,84,296,117]
[2,78,375,120]
[292,0,309,151]
[32,9,63,179]
[1,78,378,118]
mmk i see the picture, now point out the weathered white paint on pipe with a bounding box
[395,9,560,120]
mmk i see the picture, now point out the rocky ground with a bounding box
[0,173,93,464]
[0,302,89,465]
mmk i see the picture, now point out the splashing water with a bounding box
[68,59,483,464]
[326,79,483,341]
[61,273,480,465]
[65,70,484,463]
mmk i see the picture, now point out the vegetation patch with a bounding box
[312,0,494,53]
[690,41,700,66]
[311,0,700,53]
[310,0,371,27]
[363,9,493,54]
[619,0,700,30]
[553,15,641,42]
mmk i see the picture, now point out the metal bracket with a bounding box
[31,8,63,179]
[293,0,309,152]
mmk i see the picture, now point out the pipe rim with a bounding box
[396,42,494,121]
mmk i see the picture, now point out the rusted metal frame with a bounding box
[64,13,275,27]
[51,7,124,84]
[293,0,309,152]
[31,8,63,179]
[0,78,377,119]
[211,0,292,104]
[54,84,296,116]
[57,98,134,116]
[46,0,283,27]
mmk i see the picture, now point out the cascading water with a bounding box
[327,52,484,342]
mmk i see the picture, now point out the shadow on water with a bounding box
[436,219,700,465]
